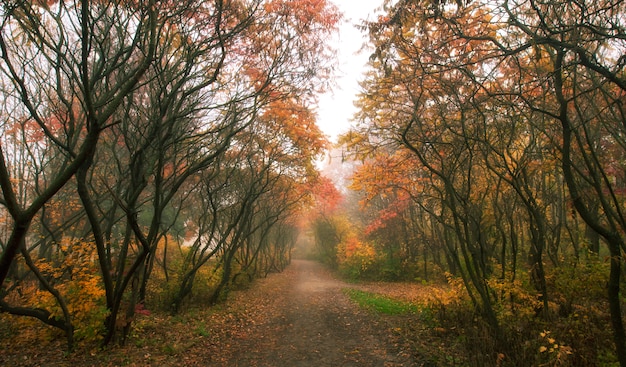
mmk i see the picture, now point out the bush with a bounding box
[428,269,618,366]
[32,240,109,344]
[336,236,379,280]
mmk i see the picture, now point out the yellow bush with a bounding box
[32,239,108,343]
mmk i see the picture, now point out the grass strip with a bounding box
[343,288,419,315]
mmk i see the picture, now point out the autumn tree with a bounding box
[0,0,340,348]
[231,98,327,275]
[200,97,327,304]
[348,149,441,280]
[83,1,258,342]
[84,0,337,341]
[0,0,158,348]
[307,175,347,268]
[347,0,626,363]
[158,0,338,313]
[345,3,506,336]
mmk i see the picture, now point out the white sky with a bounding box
[316,0,383,143]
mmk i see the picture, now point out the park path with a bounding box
[212,259,416,366]
[0,260,428,367]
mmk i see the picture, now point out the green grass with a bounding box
[195,324,210,337]
[343,288,419,315]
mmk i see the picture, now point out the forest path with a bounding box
[0,259,429,366]
[206,259,417,366]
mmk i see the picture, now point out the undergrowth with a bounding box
[341,265,620,367]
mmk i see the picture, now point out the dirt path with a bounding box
[209,260,417,366]
[0,259,425,366]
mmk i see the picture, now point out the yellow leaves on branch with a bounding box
[32,238,108,342]
[337,236,377,273]
[259,98,328,158]
[537,330,573,365]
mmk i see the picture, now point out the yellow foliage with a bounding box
[337,236,378,278]
[487,275,543,319]
[31,239,108,343]
[537,330,573,366]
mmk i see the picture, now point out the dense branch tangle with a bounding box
[0,0,339,349]
[343,0,626,364]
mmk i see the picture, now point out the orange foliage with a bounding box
[264,0,341,30]
[309,175,343,215]
[259,98,328,160]
[337,235,377,276]
[31,239,108,343]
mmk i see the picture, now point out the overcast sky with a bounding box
[316,0,383,143]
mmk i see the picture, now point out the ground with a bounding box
[1,260,444,366]
[210,260,416,366]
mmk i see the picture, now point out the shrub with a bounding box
[336,236,378,280]
[32,239,108,344]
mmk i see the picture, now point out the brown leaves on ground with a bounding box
[1,260,454,366]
